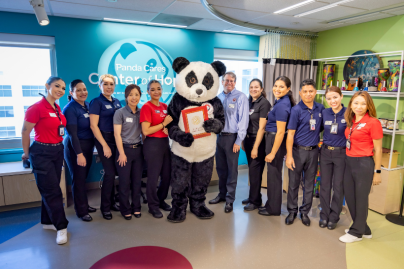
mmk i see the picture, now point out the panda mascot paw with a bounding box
[203,118,223,134]
[166,57,226,222]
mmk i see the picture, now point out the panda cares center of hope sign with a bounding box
[88,39,176,106]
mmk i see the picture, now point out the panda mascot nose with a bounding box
[196,89,203,95]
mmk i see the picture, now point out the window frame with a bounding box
[0,34,57,149]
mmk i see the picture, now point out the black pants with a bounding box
[115,146,143,215]
[94,131,117,213]
[29,141,68,231]
[64,137,94,217]
[344,156,374,238]
[143,137,171,211]
[319,147,345,223]
[216,134,240,203]
[287,146,319,214]
[265,133,287,215]
[244,134,266,206]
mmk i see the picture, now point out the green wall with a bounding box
[316,15,404,167]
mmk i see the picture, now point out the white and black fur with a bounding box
[166,57,226,222]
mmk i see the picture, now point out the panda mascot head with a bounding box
[172,57,226,103]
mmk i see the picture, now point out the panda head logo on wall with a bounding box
[172,57,226,103]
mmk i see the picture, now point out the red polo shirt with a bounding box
[139,101,168,138]
[344,113,383,157]
[25,98,67,144]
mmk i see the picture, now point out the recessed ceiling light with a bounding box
[147,22,187,28]
[104,18,147,24]
[223,30,255,35]
[295,0,354,17]
[274,0,316,14]
[328,12,383,23]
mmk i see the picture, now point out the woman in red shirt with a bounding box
[140,80,173,218]
[21,76,69,245]
[339,91,383,243]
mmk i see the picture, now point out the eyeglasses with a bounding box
[224,80,235,83]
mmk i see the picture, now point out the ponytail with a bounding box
[287,90,296,107]
[67,95,72,102]
[249,78,266,98]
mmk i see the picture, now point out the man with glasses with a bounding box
[209,72,249,213]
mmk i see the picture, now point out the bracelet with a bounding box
[161,123,165,129]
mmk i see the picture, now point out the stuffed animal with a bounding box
[166,57,226,223]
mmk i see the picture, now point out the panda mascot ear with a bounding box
[211,61,226,77]
[173,57,190,74]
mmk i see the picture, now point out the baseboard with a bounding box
[0,201,42,212]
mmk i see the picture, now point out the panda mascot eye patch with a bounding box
[185,71,198,87]
[202,72,214,90]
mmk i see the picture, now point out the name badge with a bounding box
[310,119,316,131]
[83,113,89,118]
[330,123,338,134]
[163,110,167,114]
[58,125,65,136]
[155,110,160,113]
[49,113,57,117]
[126,117,133,123]
[229,104,235,109]
[359,123,366,127]
[325,121,332,125]
[249,109,254,115]
[341,119,346,123]
[105,105,112,109]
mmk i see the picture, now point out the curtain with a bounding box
[262,58,318,104]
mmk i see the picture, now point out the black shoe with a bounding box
[285,213,297,225]
[148,209,163,218]
[242,198,250,205]
[209,195,226,204]
[319,219,328,228]
[102,212,113,220]
[159,201,172,211]
[327,221,337,230]
[258,209,272,216]
[87,206,97,213]
[123,215,132,220]
[224,203,233,213]
[258,206,266,211]
[300,213,310,226]
[80,214,93,222]
[133,213,141,218]
[244,203,259,211]
[111,204,120,212]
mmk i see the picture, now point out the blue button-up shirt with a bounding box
[265,94,292,132]
[89,93,121,132]
[322,105,347,147]
[218,89,249,146]
[63,99,94,140]
[287,100,325,147]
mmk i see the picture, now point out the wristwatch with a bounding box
[374,170,381,174]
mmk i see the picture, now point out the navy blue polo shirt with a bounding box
[287,100,325,147]
[322,105,347,147]
[89,93,121,132]
[265,94,292,132]
[63,99,94,140]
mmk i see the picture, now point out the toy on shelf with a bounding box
[369,76,378,92]
[364,81,369,91]
[337,80,339,87]
[341,80,346,90]
[388,60,404,92]
[347,77,362,91]
[378,68,390,91]
[322,64,335,90]
[353,80,359,91]
[381,80,387,92]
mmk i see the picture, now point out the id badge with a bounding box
[346,139,351,150]
[330,123,338,134]
[58,125,65,136]
[310,119,316,131]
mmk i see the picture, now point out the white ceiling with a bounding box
[0,0,403,35]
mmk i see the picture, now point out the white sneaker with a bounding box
[345,229,372,239]
[56,229,68,245]
[339,233,362,243]
[43,224,57,231]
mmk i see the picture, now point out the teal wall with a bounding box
[0,11,257,179]
[316,14,404,166]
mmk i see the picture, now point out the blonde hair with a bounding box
[98,74,116,86]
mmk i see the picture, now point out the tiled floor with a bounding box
[1,169,400,269]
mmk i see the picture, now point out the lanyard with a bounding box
[307,109,313,119]
[334,114,337,124]
[348,120,363,139]
[40,95,63,125]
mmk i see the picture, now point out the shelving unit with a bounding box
[310,51,404,171]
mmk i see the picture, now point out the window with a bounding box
[0,85,12,97]
[0,106,14,117]
[22,85,47,97]
[0,33,56,149]
[214,48,261,97]
[0,126,16,138]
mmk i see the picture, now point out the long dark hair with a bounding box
[249,78,266,98]
[345,91,377,128]
[68,79,84,102]
[274,76,296,107]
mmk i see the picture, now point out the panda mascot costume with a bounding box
[166,57,226,223]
